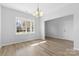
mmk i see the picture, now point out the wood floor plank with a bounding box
[0,37,79,56]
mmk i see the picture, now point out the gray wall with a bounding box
[0,6,1,46]
[1,6,41,46]
[45,15,73,41]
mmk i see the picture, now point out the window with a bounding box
[16,17,35,34]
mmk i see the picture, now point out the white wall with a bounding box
[1,6,41,46]
[40,4,79,50]
[45,15,73,41]
[0,5,1,47]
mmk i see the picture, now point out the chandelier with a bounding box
[33,4,43,17]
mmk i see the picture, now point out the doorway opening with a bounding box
[44,15,74,49]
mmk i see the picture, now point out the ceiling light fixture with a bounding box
[33,3,43,17]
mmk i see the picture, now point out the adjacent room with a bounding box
[45,15,73,41]
[45,15,74,53]
[0,3,79,56]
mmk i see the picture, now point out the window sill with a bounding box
[16,32,35,35]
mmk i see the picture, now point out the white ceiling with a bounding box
[0,3,70,15]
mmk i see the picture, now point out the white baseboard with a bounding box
[0,46,2,48]
[46,35,73,41]
[74,48,79,50]
[1,38,41,47]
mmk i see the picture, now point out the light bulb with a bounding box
[33,8,43,17]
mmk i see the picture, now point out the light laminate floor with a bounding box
[0,37,79,56]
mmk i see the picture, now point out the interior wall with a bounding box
[1,6,41,46]
[45,15,73,41]
[0,5,1,47]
